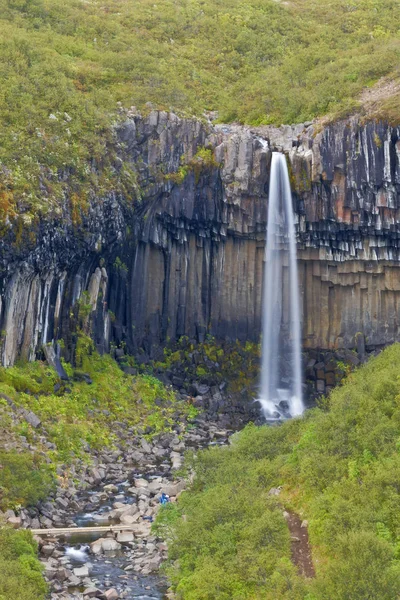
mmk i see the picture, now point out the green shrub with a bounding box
[311,531,400,600]
[0,451,54,510]
[0,527,47,600]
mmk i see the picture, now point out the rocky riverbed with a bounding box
[9,416,232,599]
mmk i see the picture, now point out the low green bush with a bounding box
[0,527,47,600]
[0,450,54,510]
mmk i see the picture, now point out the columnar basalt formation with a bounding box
[1,111,400,364]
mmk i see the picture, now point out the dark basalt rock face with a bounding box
[1,111,400,365]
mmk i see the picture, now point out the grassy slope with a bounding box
[1,0,400,217]
[160,344,400,599]
[0,339,195,510]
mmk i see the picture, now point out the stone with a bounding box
[41,544,55,557]
[55,567,70,581]
[301,520,309,528]
[355,332,366,359]
[104,589,119,600]
[325,372,336,386]
[7,516,21,528]
[147,480,163,494]
[103,484,118,494]
[44,566,57,580]
[141,439,152,453]
[101,539,121,552]
[90,539,104,555]
[83,588,106,599]
[120,513,140,525]
[74,565,91,577]
[42,344,69,380]
[163,481,185,497]
[121,504,139,517]
[116,531,134,543]
[55,496,69,509]
[134,478,148,488]
[24,411,41,428]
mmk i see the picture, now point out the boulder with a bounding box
[116,531,134,543]
[83,588,106,599]
[7,515,21,528]
[120,513,139,525]
[24,411,41,428]
[163,481,185,497]
[134,478,148,488]
[73,564,91,577]
[101,539,121,553]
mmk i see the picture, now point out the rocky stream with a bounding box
[24,416,232,600]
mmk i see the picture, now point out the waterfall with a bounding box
[259,152,304,419]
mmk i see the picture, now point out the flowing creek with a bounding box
[60,480,169,599]
[36,421,232,600]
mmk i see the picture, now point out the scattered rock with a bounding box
[24,411,41,428]
[73,565,91,577]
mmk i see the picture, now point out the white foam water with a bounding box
[259,152,304,419]
[65,545,90,562]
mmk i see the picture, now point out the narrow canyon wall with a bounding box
[1,111,400,364]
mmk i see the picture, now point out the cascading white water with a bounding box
[259,152,304,419]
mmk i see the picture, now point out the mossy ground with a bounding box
[160,344,400,599]
[137,336,261,396]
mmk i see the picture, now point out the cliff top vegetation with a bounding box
[1,0,400,219]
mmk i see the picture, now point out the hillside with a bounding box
[160,344,400,599]
[1,0,400,217]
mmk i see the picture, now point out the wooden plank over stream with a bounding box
[30,524,146,536]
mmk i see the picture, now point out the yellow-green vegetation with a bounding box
[166,147,221,185]
[0,527,47,600]
[0,449,54,511]
[159,344,400,599]
[1,0,400,218]
[0,353,191,462]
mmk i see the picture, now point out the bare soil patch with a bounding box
[285,510,315,578]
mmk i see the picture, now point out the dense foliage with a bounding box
[160,344,400,599]
[0,527,47,600]
[1,0,400,217]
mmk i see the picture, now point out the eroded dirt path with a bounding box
[285,511,315,578]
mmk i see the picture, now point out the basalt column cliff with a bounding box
[1,111,400,365]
